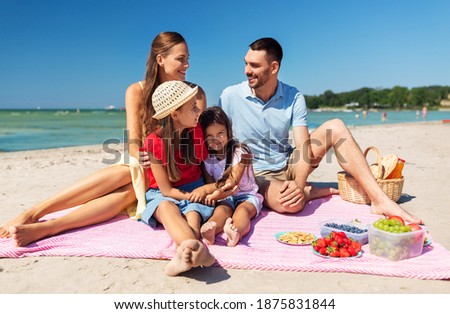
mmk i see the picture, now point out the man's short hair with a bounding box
[249,37,283,65]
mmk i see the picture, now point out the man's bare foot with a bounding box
[1,211,38,238]
[200,221,217,245]
[304,185,339,202]
[371,198,423,224]
[224,218,240,247]
[9,222,55,247]
[164,240,197,276]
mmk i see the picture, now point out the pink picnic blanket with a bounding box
[1,195,449,280]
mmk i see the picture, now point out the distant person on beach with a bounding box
[218,37,422,224]
[1,31,208,246]
[422,106,427,119]
[381,111,387,123]
[198,106,263,247]
[140,81,215,276]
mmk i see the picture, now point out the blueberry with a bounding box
[324,222,367,234]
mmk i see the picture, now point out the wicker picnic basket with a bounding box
[337,146,404,204]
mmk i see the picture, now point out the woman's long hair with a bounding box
[139,32,186,142]
[199,106,251,188]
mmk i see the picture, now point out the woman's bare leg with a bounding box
[1,165,132,237]
[9,183,136,247]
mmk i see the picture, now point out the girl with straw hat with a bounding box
[141,80,215,276]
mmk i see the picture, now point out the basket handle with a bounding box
[363,146,383,180]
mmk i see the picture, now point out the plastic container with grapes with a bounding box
[368,224,426,261]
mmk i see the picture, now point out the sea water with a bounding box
[0,109,449,152]
[306,109,449,129]
[0,110,126,152]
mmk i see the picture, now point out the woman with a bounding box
[0,32,207,247]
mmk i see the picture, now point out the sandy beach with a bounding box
[1,121,450,293]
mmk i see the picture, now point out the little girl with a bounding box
[197,106,264,247]
[141,81,215,276]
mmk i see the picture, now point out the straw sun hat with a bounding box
[152,81,198,120]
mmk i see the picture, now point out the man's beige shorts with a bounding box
[253,152,298,191]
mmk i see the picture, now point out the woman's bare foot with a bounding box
[224,218,240,247]
[200,221,217,245]
[9,221,55,247]
[371,198,423,224]
[0,211,39,238]
[164,240,196,276]
[304,185,339,202]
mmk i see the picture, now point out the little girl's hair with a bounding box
[156,117,198,182]
[199,106,251,188]
[151,81,199,182]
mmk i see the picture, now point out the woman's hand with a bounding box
[139,148,151,169]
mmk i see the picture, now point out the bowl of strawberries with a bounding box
[312,230,363,258]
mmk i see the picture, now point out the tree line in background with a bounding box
[304,85,450,109]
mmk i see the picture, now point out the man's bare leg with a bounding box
[309,119,422,224]
[261,180,336,214]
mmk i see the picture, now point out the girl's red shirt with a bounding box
[144,124,208,189]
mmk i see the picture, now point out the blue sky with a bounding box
[1,0,449,109]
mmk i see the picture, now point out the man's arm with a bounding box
[276,125,311,209]
[291,125,312,189]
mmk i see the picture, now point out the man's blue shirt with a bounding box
[218,80,308,171]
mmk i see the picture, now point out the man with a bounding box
[218,37,421,224]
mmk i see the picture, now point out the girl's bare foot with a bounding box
[200,221,217,245]
[190,240,215,268]
[371,198,423,224]
[1,211,38,238]
[224,218,240,247]
[164,240,196,276]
